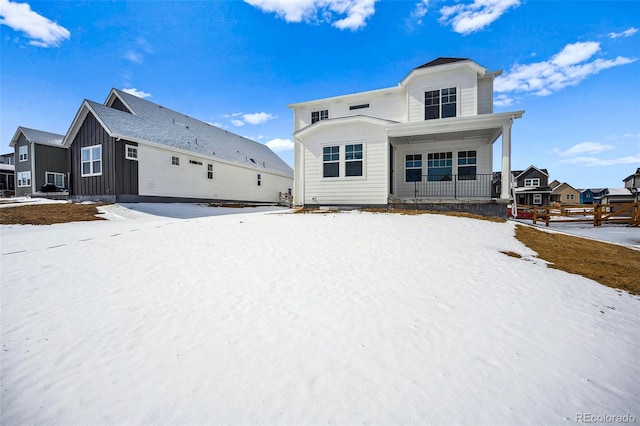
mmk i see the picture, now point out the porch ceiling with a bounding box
[389,127,501,145]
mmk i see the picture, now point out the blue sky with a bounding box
[1,0,638,188]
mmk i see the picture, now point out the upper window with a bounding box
[458,151,477,181]
[405,154,422,182]
[257,173,261,186]
[427,152,452,181]
[17,171,31,187]
[18,145,28,162]
[349,103,370,110]
[323,146,339,178]
[125,145,138,160]
[345,144,363,177]
[207,164,213,179]
[81,145,102,177]
[425,88,457,120]
[524,178,540,187]
[172,156,180,166]
[311,109,329,124]
[46,172,64,188]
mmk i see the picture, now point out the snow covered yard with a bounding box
[1,204,639,425]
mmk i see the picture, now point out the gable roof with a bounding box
[9,126,65,148]
[414,57,469,69]
[623,167,640,182]
[64,89,293,177]
[514,165,549,179]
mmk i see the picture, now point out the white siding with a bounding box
[477,77,494,114]
[138,144,292,202]
[301,121,388,205]
[407,68,478,122]
[394,140,493,198]
[293,90,406,131]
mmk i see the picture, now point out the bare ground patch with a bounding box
[0,203,108,225]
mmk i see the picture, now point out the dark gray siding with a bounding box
[115,140,138,195]
[70,113,116,200]
[516,169,548,187]
[110,97,132,113]
[34,144,70,191]
[14,134,32,196]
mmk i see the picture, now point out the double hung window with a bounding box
[18,145,28,162]
[17,171,31,187]
[345,144,363,177]
[323,146,339,178]
[458,151,477,180]
[425,87,457,120]
[405,154,422,182]
[81,145,102,177]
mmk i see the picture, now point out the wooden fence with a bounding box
[516,202,639,227]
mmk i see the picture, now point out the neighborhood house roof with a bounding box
[66,89,293,177]
[10,127,65,147]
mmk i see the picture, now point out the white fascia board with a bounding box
[116,136,293,179]
[62,101,111,147]
[399,60,488,86]
[8,127,26,147]
[293,115,396,139]
[387,110,524,138]
[288,86,401,109]
[104,88,137,115]
[515,164,548,179]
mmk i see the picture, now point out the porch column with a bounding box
[500,119,512,200]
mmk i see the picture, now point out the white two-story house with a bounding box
[289,57,524,216]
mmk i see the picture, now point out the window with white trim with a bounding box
[524,178,540,187]
[425,87,457,120]
[533,194,542,205]
[566,194,575,200]
[323,146,339,178]
[311,109,329,124]
[257,173,261,186]
[46,172,64,188]
[405,154,422,182]
[17,171,31,187]
[458,150,477,180]
[345,144,363,177]
[172,156,180,165]
[427,152,452,181]
[207,164,213,179]
[81,145,102,177]
[125,144,138,160]
[18,145,28,162]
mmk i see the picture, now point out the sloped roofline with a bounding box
[62,100,113,147]
[104,88,137,115]
[9,126,65,148]
[514,165,549,179]
[294,115,399,139]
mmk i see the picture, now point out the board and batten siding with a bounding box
[301,121,388,205]
[13,134,32,196]
[34,144,70,190]
[394,140,493,198]
[114,140,139,196]
[70,113,116,198]
[407,69,478,122]
[138,144,292,203]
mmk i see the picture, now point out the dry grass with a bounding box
[2,203,638,294]
[514,224,640,295]
[0,203,107,225]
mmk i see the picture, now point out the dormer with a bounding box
[104,89,135,114]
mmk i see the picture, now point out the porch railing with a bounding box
[413,174,494,199]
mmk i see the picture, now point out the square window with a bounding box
[125,145,138,160]
[312,109,329,124]
[172,156,180,165]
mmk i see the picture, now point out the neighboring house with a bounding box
[579,188,606,204]
[0,153,15,196]
[597,188,636,204]
[551,181,580,204]
[9,127,69,197]
[288,57,524,216]
[62,89,293,203]
[512,166,552,206]
[623,167,640,190]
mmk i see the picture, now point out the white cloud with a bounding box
[243,112,276,125]
[552,142,614,157]
[439,0,520,35]
[265,138,294,152]
[494,41,637,99]
[405,0,429,32]
[609,27,638,39]
[0,0,70,47]
[122,88,152,99]
[493,94,514,107]
[231,119,245,127]
[243,0,378,31]
[124,38,154,64]
[125,51,143,64]
[558,154,640,167]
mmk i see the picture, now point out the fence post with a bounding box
[533,206,537,225]
[545,205,550,227]
[594,204,601,227]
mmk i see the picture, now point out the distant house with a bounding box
[62,89,293,203]
[597,188,636,204]
[506,165,552,206]
[9,127,69,197]
[579,188,606,204]
[289,57,524,217]
[623,167,640,190]
[0,153,15,196]
[551,181,580,204]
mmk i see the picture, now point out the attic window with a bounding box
[125,145,138,161]
[349,103,370,110]
[189,159,203,165]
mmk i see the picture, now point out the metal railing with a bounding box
[413,174,493,199]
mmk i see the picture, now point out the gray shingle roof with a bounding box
[18,127,65,147]
[87,89,293,177]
